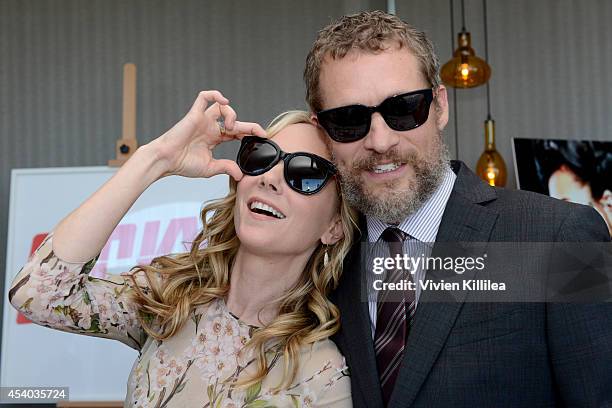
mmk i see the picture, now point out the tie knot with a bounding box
[380,227,406,243]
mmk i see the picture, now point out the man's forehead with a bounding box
[318,47,427,107]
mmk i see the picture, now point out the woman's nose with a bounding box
[257,162,284,193]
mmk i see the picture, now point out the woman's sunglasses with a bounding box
[316,88,434,143]
[236,136,337,195]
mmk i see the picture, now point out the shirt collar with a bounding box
[367,165,457,243]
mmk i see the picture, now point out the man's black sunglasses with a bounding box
[236,136,337,195]
[316,88,434,143]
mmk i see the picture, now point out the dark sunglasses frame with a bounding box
[316,88,434,143]
[236,136,338,195]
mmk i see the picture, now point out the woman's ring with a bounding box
[217,117,226,136]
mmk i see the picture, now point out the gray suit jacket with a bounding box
[332,161,612,407]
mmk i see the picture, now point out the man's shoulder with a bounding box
[488,186,600,219]
[481,186,609,241]
[450,160,587,218]
[490,186,572,210]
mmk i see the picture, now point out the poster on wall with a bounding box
[512,138,612,237]
[2,166,229,402]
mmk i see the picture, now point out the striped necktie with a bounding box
[374,227,415,405]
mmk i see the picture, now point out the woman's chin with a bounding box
[235,229,278,253]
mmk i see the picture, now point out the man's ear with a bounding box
[321,214,344,245]
[434,85,449,131]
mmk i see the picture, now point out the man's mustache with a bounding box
[347,150,419,171]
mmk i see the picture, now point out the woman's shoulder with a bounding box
[299,338,346,369]
[297,338,349,385]
[289,339,351,407]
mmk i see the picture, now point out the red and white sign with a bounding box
[2,166,228,401]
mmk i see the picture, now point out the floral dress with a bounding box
[9,233,352,408]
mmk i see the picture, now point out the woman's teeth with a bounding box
[372,162,402,174]
[249,201,286,219]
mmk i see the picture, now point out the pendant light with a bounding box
[441,0,491,88]
[475,0,507,186]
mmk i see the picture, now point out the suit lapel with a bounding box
[388,161,499,407]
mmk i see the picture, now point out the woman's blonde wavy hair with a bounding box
[128,110,359,390]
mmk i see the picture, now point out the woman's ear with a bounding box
[310,112,319,126]
[321,214,344,245]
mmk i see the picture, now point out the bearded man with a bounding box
[304,10,612,408]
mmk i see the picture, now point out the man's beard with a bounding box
[336,135,450,225]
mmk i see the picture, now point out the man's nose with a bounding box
[362,112,400,153]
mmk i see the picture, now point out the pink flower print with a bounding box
[194,354,217,381]
[155,367,169,390]
[187,341,206,360]
[208,333,223,353]
[155,348,168,364]
[224,320,235,337]
[197,332,208,345]
[300,385,317,408]
[98,304,108,315]
[184,343,199,360]
[212,320,223,335]
[167,358,186,377]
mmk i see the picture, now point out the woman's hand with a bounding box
[149,90,266,181]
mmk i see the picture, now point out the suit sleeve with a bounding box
[547,205,612,406]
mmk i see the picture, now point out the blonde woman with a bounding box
[9,90,357,407]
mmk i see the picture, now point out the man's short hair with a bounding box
[304,10,441,112]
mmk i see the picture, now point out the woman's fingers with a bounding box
[207,159,244,181]
[191,90,229,114]
[203,102,243,142]
[192,90,265,141]
[227,121,267,139]
[218,104,237,131]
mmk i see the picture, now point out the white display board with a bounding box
[1,166,229,401]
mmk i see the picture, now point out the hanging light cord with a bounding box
[450,0,460,160]
[483,0,492,120]
[461,0,466,31]
[450,0,456,48]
